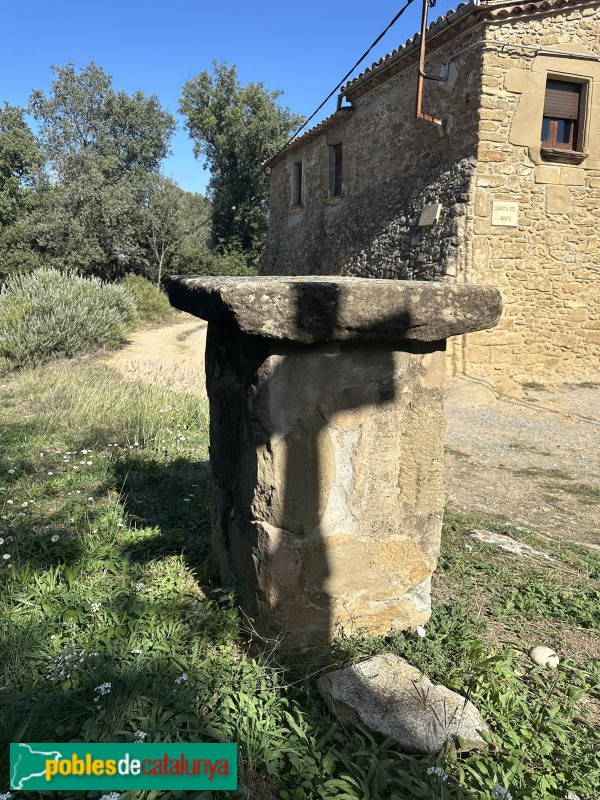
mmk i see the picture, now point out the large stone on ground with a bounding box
[317,654,490,755]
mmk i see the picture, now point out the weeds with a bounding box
[0,362,598,799]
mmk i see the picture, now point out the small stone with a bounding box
[530,646,560,668]
[317,654,490,755]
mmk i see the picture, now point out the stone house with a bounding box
[262,0,600,388]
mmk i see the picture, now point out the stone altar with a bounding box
[167,276,501,647]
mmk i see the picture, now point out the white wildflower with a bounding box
[416,625,427,637]
[8,469,14,474]
[426,766,447,780]
[3,554,10,560]
[99,793,120,800]
[6,500,13,505]
[134,730,148,742]
[94,682,112,700]
[134,582,145,592]
[175,673,188,684]
[131,648,142,655]
[51,534,60,543]
[0,539,3,545]
[90,602,101,613]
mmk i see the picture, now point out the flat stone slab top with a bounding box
[167,276,502,343]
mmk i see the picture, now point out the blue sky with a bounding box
[1,0,456,194]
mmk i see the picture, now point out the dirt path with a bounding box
[102,314,208,393]
[104,318,599,548]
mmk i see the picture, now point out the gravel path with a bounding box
[445,380,600,548]
[105,317,599,548]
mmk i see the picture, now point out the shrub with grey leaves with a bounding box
[0,268,137,372]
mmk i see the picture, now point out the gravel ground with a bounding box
[445,379,600,548]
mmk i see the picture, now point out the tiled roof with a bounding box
[342,0,599,97]
[265,107,354,167]
[268,0,599,166]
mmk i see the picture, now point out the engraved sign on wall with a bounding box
[491,200,519,227]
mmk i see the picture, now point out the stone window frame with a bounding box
[291,159,304,209]
[328,141,344,200]
[540,72,591,165]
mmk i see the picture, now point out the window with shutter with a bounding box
[541,79,582,150]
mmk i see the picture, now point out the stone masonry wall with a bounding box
[263,2,600,387]
[262,29,485,280]
[450,5,600,386]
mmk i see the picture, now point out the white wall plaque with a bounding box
[491,200,519,227]
[419,203,442,227]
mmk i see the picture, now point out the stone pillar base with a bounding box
[168,276,501,647]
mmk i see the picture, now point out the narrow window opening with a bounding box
[292,161,303,207]
[541,79,583,151]
[330,143,343,197]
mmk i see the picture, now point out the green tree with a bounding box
[0,104,44,277]
[0,104,41,227]
[141,174,212,285]
[180,62,302,266]
[27,62,177,279]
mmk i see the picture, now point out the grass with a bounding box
[509,467,574,481]
[520,381,546,391]
[0,359,599,800]
[540,482,600,505]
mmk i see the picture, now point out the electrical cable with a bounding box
[261,0,417,171]
[188,0,417,232]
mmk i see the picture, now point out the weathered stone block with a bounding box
[168,277,501,647]
[535,165,560,185]
[317,654,490,755]
[546,185,572,214]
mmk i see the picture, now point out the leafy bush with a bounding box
[176,245,258,277]
[0,268,137,372]
[121,273,173,323]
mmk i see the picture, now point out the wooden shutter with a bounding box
[543,80,581,120]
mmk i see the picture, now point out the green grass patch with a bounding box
[0,364,598,799]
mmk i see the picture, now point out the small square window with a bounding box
[292,161,303,207]
[329,143,343,197]
[541,79,583,151]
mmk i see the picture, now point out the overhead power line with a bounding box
[186,0,418,233]
[263,0,417,170]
